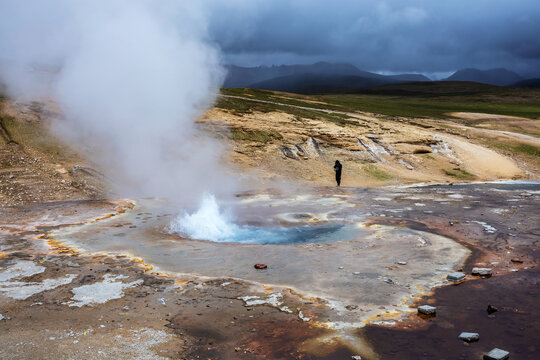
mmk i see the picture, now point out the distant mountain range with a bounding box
[249,73,395,94]
[224,62,430,93]
[223,62,535,93]
[442,68,523,86]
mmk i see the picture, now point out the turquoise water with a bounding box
[207,222,359,245]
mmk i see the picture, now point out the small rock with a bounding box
[487,304,498,315]
[447,272,466,281]
[458,332,479,342]
[0,314,4,321]
[345,304,358,311]
[158,298,166,305]
[254,264,267,270]
[472,267,492,276]
[510,258,523,263]
[352,356,362,360]
[338,266,344,269]
[483,348,509,360]
[352,272,361,275]
[384,278,396,285]
[417,305,436,315]
[397,261,407,265]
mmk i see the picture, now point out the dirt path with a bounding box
[456,124,540,146]
[221,94,366,118]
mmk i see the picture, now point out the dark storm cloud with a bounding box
[203,0,540,77]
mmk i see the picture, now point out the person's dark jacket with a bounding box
[334,160,342,186]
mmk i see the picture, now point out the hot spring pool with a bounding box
[167,192,361,244]
[184,222,360,245]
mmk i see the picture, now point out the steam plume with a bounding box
[0,0,234,204]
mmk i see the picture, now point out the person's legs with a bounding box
[336,173,341,186]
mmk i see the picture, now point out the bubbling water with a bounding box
[169,193,238,242]
[169,193,359,245]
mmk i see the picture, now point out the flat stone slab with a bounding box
[417,305,436,315]
[458,332,479,342]
[447,272,466,281]
[472,267,492,276]
[484,348,509,360]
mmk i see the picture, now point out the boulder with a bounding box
[280,146,299,160]
[306,137,325,158]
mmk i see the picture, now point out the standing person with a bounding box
[334,160,342,187]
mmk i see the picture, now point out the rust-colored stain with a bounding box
[129,257,154,271]
[363,310,402,326]
[45,237,78,255]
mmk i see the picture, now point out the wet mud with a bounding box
[364,270,539,359]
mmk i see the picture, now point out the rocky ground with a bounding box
[202,93,539,187]
[1,183,538,359]
[0,95,539,359]
[0,99,105,207]
[2,93,539,207]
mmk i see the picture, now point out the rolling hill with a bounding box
[513,78,540,88]
[247,73,396,94]
[444,68,523,86]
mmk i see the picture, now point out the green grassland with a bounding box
[443,168,476,179]
[230,128,283,143]
[220,82,540,120]
[363,164,393,181]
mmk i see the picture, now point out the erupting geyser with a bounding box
[169,193,360,245]
[170,193,237,242]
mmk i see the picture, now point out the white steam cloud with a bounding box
[0,0,235,204]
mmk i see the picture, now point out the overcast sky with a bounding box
[203,0,540,78]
